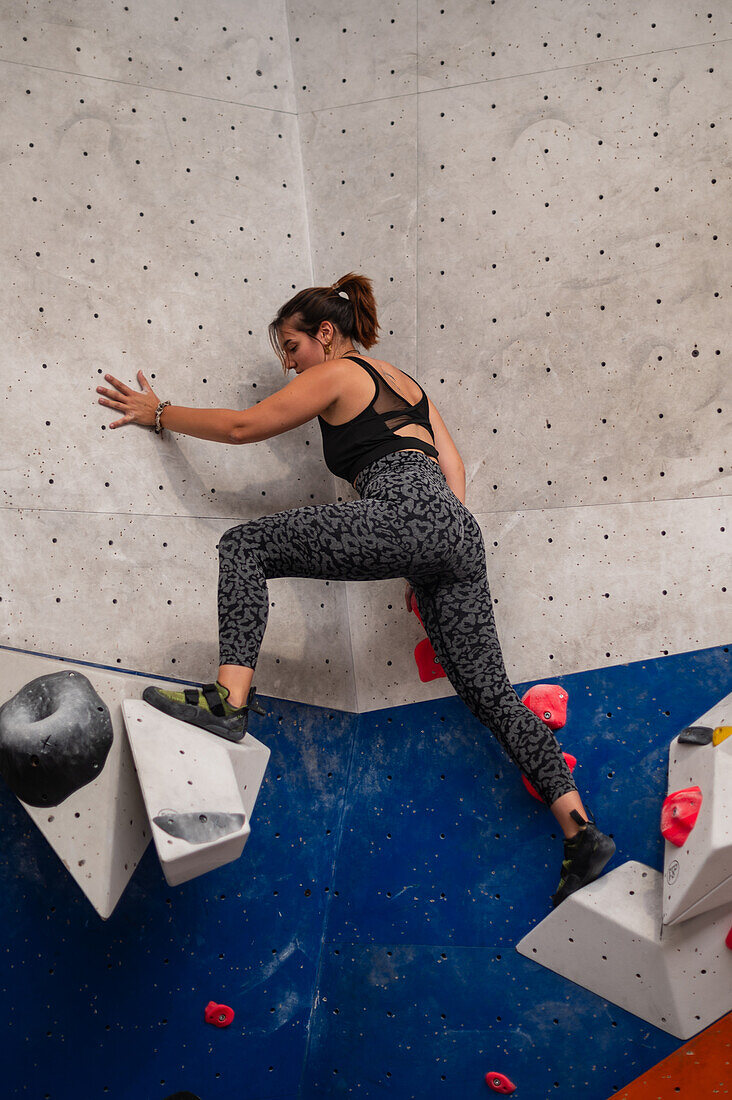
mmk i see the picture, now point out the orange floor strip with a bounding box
[608,1012,732,1098]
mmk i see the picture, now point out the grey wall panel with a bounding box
[0,507,357,710]
[0,61,321,518]
[479,495,729,686]
[287,0,728,114]
[0,0,296,113]
[297,95,420,384]
[0,20,356,712]
[417,0,729,93]
[415,45,730,513]
[287,0,417,115]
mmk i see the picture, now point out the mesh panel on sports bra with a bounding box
[351,357,435,441]
[318,356,439,484]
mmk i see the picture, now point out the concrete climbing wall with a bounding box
[293,2,730,703]
[0,0,344,705]
[0,0,728,716]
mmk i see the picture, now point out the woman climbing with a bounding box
[96,272,615,907]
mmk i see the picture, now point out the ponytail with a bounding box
[268,272,381,374]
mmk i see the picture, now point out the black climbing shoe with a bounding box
[551,808,616,908]
[141,680,266,743]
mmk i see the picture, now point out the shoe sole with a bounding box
[552,833,616,907]
[141,687,247,743]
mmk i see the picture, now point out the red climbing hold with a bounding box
[522,753,577,802]
[409,589,422,624]
[204,1001,234,1027]
[661,786,703,847]
[485,1070,516,1094]
[726,922,732,950]
[521,684,568,730]
[414,637,446,682]
[410,592,446,680]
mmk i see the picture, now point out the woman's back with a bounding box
[316,354,440,487]
[320,354,465,493]
[320,354,438,457]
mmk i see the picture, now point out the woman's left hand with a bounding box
[97,370,160,430]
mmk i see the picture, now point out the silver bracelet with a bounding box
[154,400,172,436]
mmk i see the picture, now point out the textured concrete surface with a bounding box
[1,0,728,714]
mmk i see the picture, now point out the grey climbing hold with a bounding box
[0,671,113,807]
[153,809,246,844]
[678,725,714,745]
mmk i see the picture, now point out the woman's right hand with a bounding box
[405,581,414,613]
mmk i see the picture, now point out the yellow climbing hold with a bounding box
[712,725,732,746]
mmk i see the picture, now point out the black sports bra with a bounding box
[317,355,439,485]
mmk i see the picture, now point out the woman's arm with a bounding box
[157,405,239,443]
[98,363,340,445]
[98,371,239,442]
[443,464,466,505]
[156,361,341,443]
[230,362,342,443]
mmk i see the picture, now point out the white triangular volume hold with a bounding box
[0,652,152,921]
[663,691,732,927]
[515,861,732,1041]
[122,699,270,887]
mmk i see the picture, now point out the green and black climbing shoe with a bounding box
[551,808,616,908]
[142,680,266,743]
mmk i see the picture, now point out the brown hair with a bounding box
[268,272,381,375]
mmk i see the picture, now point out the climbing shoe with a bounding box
[551,808,616,908]
[142,680,266,743]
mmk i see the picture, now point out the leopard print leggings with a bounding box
[217,450,577,806]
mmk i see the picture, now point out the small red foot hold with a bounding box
[414,637,446,681]
[521,684,568,730]
[661,786,703,847]
[204,1001,234,1027]
[523,754,577,802]
[409,589,421,622]
[410,592,447,680]
[726,922,732,950]
[485,1070,516,1093]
